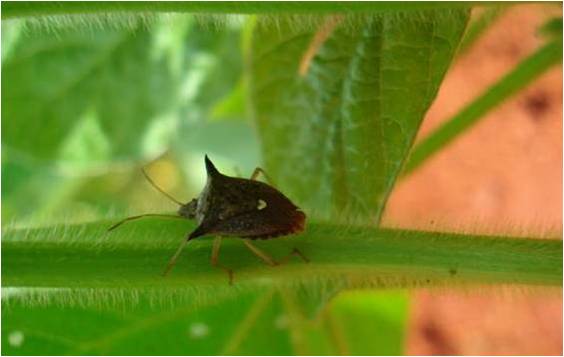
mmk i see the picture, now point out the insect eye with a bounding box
[257,199,267,210]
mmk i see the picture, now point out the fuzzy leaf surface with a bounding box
[248,11,470,221]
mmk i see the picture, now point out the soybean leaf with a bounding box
[327,290,409,355]
[2,290,291,355]
[1,16,245,224]
[1,15,243,169]
[2,21,180,165]
[2,288,409,355]
[248,11,470,221]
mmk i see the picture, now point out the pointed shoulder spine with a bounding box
[204,154,221,177]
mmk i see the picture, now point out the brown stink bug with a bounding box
[108,155,308,283]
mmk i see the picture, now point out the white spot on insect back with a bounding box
[257,199,267,210]
[189,322,209,339]
[8,331,24,347]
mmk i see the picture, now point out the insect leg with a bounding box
[242,240,278,266]
[108,214,185,232]
[249,167,276,186]
[211,236,234,285]
[277,248,310,265]
[161,235,191,277]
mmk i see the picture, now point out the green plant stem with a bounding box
[2,219,561,289]
[2,1,506,19]
[403,40,563,175]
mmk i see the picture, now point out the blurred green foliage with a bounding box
[2,15,256,225]
[2,289,408,355]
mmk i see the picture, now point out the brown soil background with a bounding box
[382,4,562,355]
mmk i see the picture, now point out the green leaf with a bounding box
[1,16,246,223]
[2,288,408,355]
[2,15,245,171]
[327,290,409,355]
[403,39,563,175]
[1,21,184,166]
[248,11,470,220]
[1,149,87,224]
[2,289,291,355]
[172,120,261,178]
[210,79,247,121]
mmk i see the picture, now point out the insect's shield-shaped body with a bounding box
[179,156,306,241]
[108,155,308,279]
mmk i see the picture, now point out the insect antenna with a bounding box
[107,213,186,232]
[141,168,183,206]
[107,168,186,232]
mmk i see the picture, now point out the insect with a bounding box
[108,155,308,283]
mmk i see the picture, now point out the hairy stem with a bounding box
[2,2,497,19]
[2,219,561,289]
